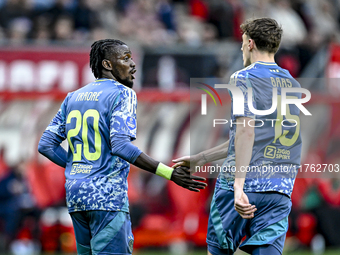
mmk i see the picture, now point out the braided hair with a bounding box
[90,39,126,78]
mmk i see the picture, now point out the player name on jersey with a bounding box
[270,77,293,87]
[75,91,103,101]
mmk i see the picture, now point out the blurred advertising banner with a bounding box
[0,46,142,98]
[327,44,340,94]
[0,48,93,94]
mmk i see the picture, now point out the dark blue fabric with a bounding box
[41,79,140,213]
[71,210,134,255]
[111,135,142,164]
[0,172,24,238]
[208,244,233,255]
[251,235,284,255]
[219,61,302,198]
[207,188,291,255]
[38,130,67,168]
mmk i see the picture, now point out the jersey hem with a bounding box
[68,207,130,214]
[217,185,292,198]
[206,240,235,253]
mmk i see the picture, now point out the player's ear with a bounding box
[102,59,113,71]
[248,39,255,51]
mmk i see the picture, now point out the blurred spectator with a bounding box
[116,0,131,13]
[118,0,176,45]
[207,0,235,39]
[312,176,340,246]
[229,0,244,41]
[201,22,218,44]
[157,0,176,31]
[31,15,52,44]
[53,15,74,41]
[73,0,101,40]
[44,0,74,28]
[243,0,271,19]
[31,0,55,10]
[0,0,33,40]
[189,0,209,21]
[96,0,119,37]
[8,17,31,44]
[290,0,314,32]
[312,0,339,44]
[276,52,301,77]
[0,149,8,179]
[90,27,110,41]
[32,0,76,10]
[268,0,307,47]
[0,0,337,53]
[177,16,203,46]
[0,161,36,251]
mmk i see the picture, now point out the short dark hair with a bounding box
[90,39,126,78]
[240,18,283,54]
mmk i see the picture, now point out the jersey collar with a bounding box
[255,61,277,66]
[95,78,115,82]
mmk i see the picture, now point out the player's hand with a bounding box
[170,166,207,192]
[234,188,257,219]
[172,154,206,171]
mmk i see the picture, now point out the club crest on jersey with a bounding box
[126,116,136,130]
[128,238,134,253]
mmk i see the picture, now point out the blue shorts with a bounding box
[70,211,134,255]
[206,187,291,255]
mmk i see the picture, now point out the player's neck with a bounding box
[100,72,116,80]
[250,51,275,64]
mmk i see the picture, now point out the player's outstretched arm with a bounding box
[133,153,207,192]
[110,135,206,192]
[172,140,230,170]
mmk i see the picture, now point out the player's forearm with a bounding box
[234,121,254,190]
[111,135,173,179]
[194,140,230,165]
[133,153,159,173]
[134,153,175,180]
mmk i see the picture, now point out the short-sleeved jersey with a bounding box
[46,78,137,213]
[219,61,302,197]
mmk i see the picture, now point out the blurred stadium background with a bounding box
[0,0,340,254]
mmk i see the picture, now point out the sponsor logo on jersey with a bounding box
[264,145,291,160]
[70,164,93,175]
[125,116,136,130]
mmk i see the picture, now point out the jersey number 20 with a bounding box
[67,109,102,161]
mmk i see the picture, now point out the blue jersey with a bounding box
[45,78,137,213]
[219,61,302,197]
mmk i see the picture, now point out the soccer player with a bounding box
[173,18,302,255]
[38,39,206,255]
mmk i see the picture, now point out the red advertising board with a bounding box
[0,47,92,95]
[327,44,340,93]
